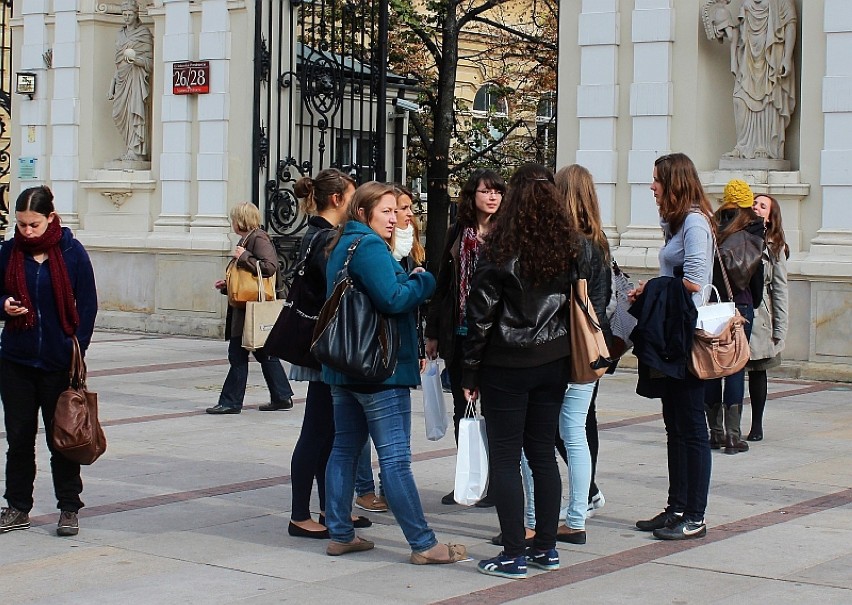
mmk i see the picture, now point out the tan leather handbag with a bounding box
[53,336,107,465]
[225,230,276,308]
[569,278,611,384]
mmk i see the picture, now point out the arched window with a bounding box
[473,83,508,116]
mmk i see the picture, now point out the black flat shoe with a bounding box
[206,405,240,415]
[556,527,587,544]
[319,514,372,529]
[259,398,294,411]
[490,532,535,547]
[474,494,495,508]
[747,432,763,441]
[288,522,329,539]
[441,490,456,505]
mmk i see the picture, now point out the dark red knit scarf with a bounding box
[4,217,79,335]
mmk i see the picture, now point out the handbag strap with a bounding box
[253,260,277,302]
[69,335,87,389]
[572,280,603,332]
[696,211,735,301]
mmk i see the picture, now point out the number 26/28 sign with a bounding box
[173,61,210,95]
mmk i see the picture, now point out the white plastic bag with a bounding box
[422,360,449,441]
[696,284,736,336]
[454,398,489,506]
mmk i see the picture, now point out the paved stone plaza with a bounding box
[1,332,850,604]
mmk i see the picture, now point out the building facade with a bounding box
[557,0,852,376]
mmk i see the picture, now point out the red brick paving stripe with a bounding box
[433,487,852,605]
[89,359,229,377]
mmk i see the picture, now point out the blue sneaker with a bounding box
[525,546,560,571]
[477,552,528,579]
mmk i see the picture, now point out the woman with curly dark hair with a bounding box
[462,163,589,579]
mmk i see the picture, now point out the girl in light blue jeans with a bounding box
[522,382,595,543]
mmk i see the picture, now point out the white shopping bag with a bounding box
[454,398,489,506]
[422,360,450,441]
[696,284,736,336]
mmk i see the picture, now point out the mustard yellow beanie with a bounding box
[722,179,754,208]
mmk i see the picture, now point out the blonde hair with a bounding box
[392,184,426,265]
[554,164,610,261]
[229,202,262,232]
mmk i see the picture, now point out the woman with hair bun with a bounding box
[0,185,97,537]
[285,168,373,538]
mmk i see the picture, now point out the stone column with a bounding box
[575,0,620,243]
[807,0,852,262]
[15,0,50,214]
[49,0,81,228]
[155,0,193,231]
[191,0,231,233]
[620,0,673,252]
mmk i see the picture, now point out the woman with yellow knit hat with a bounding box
[705,179,765,455]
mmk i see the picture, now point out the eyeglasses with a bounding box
[476,189,503,197]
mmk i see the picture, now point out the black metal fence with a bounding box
[0,0,13,229]
[252,0,390,277]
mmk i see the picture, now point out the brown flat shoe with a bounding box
[410,543,468,565]
[326,536,375,556]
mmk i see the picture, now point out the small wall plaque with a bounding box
[173,61,210,95]
[18,157,37,180]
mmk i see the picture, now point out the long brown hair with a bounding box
[555,164,610,262]
[757,194,789,260]
[484,163,580,286]
[654,153,714,235]
[715,203,761,245]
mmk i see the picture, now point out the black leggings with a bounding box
[747,370,768,434]
[290,380,335,521]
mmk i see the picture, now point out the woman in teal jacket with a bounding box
[322,181,467,565]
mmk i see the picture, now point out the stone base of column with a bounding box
[80,169,157,232]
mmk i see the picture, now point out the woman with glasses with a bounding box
[424,168,505,506]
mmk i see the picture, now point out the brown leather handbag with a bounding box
[569,278,611,384]
[689,243,751,380]
[53,336,107,465]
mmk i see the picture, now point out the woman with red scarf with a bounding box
[0,186,97,537]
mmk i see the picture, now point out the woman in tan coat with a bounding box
[208,202,294,414]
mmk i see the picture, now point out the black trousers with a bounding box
[480,358,570,557]
[2,360,84,513]
[289,380,334,521]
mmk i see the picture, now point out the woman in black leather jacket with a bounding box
[462,163,605,579]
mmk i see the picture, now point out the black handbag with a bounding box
[264,229,331,368]
[717,230,764,292]
[311,236,399,382]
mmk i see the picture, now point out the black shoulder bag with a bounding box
[264,229,331,368]
[311,236,400,382]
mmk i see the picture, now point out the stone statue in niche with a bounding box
[703,0,797,166]
[108,0,153,162]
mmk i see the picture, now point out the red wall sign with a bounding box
[173,61,210,95]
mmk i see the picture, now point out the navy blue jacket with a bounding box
[629,276,696,382]
[0,227,98,371]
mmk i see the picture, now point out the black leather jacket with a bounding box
[461,238,612,389]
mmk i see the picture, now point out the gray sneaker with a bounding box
[57,511,79,536]
[0,506,30,533]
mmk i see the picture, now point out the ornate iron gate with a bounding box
[253,0,390,276]
[0,0,13,229]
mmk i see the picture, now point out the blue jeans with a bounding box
[355,439,382,497]
[661,372,711,523]
[521,382,595,530]
[218,337,294,409]
[325,386,436,552]
[559,382,595,529]
[704,304,755,407]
